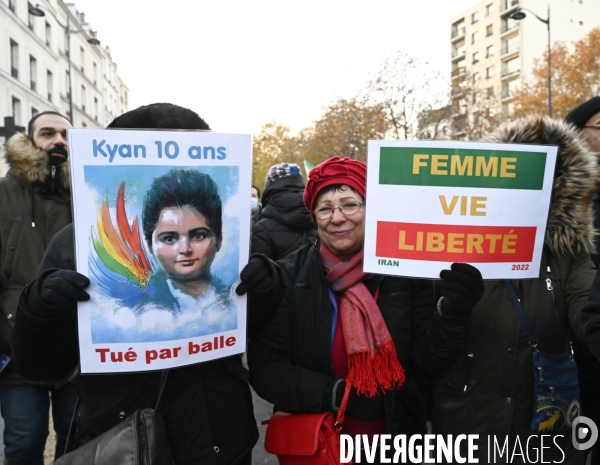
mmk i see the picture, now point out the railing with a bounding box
[502,66,520,77]
[501,22,520,33]
[451,27,466,39]
[452,49,466,59]
[451,67,466,77]
[11,67,18,78]
[502,0,519,11]
[502,43,520,55]
[502,88,511,99]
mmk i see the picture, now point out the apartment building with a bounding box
[450,0,600,120]
[0,0,128,175]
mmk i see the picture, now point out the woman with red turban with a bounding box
[247,157,484,463]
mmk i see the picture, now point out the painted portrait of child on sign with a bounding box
[69,129,251,373]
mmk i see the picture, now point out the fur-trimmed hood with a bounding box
[4,131,70,190]
[486,115,597,257]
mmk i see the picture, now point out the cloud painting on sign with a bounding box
[85,165,240,343]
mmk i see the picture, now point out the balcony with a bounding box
[501,66,520,78]
[502,0,519,11]
[502,42,520,56]
[11,67,18,79]
[451,67,466,77]
[501,21,520,34]
[452,49,466,61]
[451,28,466,41]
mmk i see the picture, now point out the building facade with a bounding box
[450,0,600,131]
[0,0,128,175]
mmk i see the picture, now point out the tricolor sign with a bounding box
[363,141,558,279]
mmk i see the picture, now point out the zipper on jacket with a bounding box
[51,166,56,194]
[538,366,545,382]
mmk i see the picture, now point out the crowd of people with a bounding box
[1,98,600,464]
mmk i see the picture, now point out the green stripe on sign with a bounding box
[379,147,547,190]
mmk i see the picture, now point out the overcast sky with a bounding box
[73,0,477,134]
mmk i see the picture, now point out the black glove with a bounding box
[235,255,283,297]
[324,379,384,422]
[438,263,484,318]
[37,269,90,312]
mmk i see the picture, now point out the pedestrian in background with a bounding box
[251,162,317,260]
[0,111,75,464]
[251,184,262,231]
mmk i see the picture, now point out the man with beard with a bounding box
[0,111,74,464]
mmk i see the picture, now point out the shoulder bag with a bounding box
[505,280,581,433]
[55,370,175,465]
[263,383,352,464]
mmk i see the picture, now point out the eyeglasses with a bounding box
[314,202,363,220]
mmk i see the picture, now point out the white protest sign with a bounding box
[69,129,251,373]
[363,140,557,279]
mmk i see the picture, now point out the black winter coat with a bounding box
[11,225,261,465]
[251,176,317,261]
[248,242,470,439]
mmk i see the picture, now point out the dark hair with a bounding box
[251,185,261,200]
[107,103,210,130]
[28,111,71,137]
[142,169,222,248]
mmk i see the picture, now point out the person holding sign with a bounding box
[431,116,598,464]
[10,104,283,464]
[248,156,484,463]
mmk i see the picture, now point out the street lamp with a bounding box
[29,3,101,122]
[509,6,552,117]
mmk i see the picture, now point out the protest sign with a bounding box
[363,141,557,279]
[69,129,250,373]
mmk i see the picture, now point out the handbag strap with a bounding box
[63,370,169,454]
[504,280,539,352]
[334,382,352,430]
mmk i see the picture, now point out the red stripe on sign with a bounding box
[376,222,536,263]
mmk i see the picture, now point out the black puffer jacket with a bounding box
[248,242,470,439]
[251,176,317,260]
[11,225,266,465]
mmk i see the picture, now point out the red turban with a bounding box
[303,156,367,213]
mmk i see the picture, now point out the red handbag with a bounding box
[264,384,352,465]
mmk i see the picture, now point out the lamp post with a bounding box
[29,3,100,122]
[509,6,551,117]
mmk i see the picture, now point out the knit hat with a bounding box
[565,97,600,129]
[303,156,367,213]
[264,163,302,188]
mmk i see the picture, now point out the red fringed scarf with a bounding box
[321,244,405,397]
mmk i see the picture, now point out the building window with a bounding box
[486,24,493,36]
[94,97,98,121]
[28,2,35,30]
[472,11,479,23]
[65,70,70,98]
[45,22,51,47]
[47,70,53,101]
[80,47,85,73]
[452,19,466,39]
[503,36,519,54]
[82,121,87,128]
[486,3,493,16]
[473,52,480,64]
[486,66,494,78]
[472,32,479,44]
[10,39,19,79]
[31,107,39,119]
[502,17,519,33]
[81,85,86,113]
[8,0,16,13]
[487,45,494,57]
[29,55,37,91]
[473,72,480,84]
[12,97,21,125]
[487,87,494,99]
[93,62,97,86]
[473,91,478,105]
